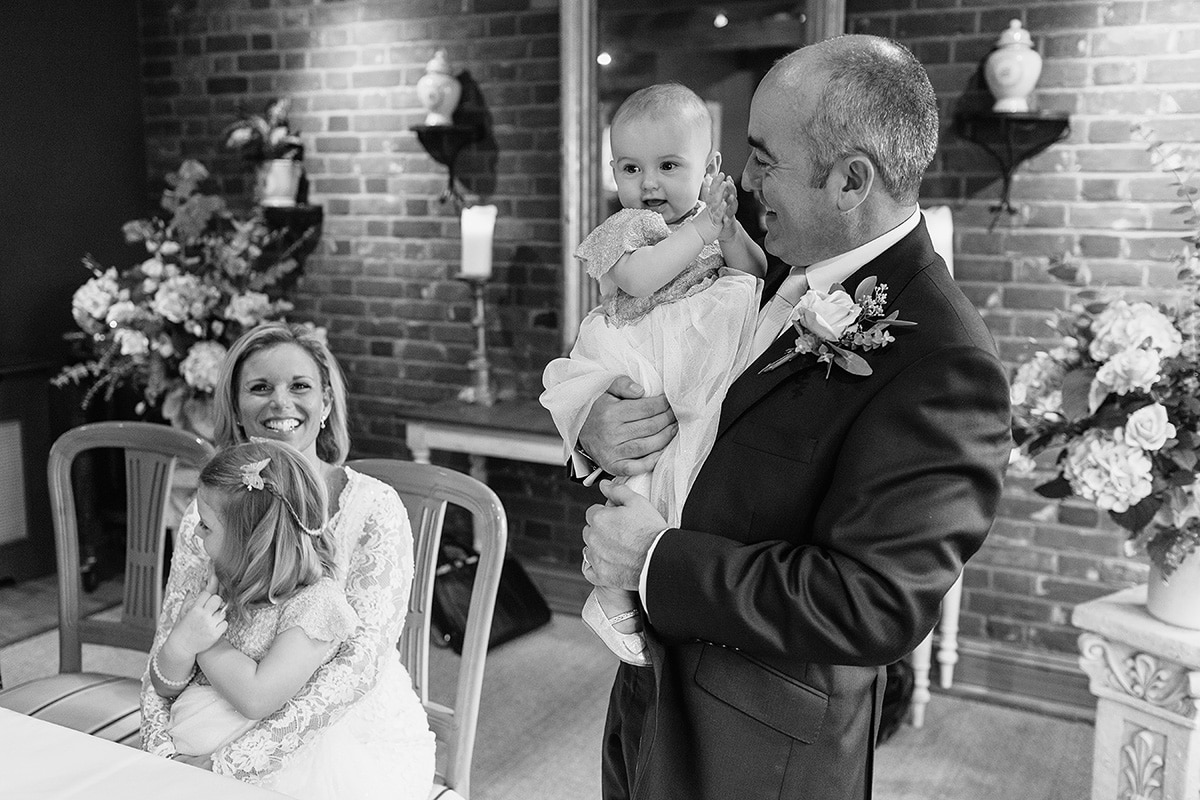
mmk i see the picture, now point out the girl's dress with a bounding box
[167,578,372,798]
[141,468,435,800]
[541,206,761,525]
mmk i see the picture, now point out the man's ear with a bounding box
[835,154,874,212]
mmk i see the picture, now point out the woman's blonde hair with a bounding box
[199,439,334,619]
[212,322,351,464]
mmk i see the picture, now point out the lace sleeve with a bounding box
[211,480,413,782]
[575,208,670,281]
[278,579,361,647]
[140,500,209,756]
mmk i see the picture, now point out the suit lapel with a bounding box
[718,219,940,439]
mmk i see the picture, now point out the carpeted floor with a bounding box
[0,600,1093,800]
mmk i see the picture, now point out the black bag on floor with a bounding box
[430,539,552,654]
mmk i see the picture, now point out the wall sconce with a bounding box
[456,204,499,406]
[412,49,484,207]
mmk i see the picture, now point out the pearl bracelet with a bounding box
[150,650,194,690]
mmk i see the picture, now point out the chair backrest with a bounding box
[346,459,506,799]
[48,421,214,673]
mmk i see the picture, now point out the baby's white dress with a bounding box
[141,468,435,800]
[541,206,760,524]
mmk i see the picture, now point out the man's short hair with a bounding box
[802,36,939,204]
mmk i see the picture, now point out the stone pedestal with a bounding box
[1072,585,1200,800]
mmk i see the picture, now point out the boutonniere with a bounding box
[760,276,916,378]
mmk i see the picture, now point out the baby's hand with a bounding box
[704,172,740,242]
[170,573,228,656]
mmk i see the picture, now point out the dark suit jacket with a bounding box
[610,219,1012,799]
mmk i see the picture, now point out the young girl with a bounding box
[540,83,767,666]
[148,440,391,799]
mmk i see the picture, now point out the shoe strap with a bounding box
[607,609,640,625]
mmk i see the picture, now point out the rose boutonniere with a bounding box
[761,276,916,377]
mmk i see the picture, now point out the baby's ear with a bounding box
[707,150,723,176]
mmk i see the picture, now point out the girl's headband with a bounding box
[239,457,323,537]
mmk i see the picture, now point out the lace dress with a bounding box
[141,468,435,799]
[540,206,760,524]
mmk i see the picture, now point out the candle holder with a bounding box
[455,274,496,406]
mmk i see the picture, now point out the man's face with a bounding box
[742,66,841,267]
[610,114,714,225]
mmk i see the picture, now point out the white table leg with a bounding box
[937,572,964,689]
[909,629,933,728]
[408,424,432,464]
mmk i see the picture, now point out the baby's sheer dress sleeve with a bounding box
[575,208,670,282]
[140,499,209,757]
[212,481,413,783]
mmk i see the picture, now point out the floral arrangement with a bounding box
[1009,125,1200,578]
[223,97,304,162]
[762,277,915,377]
[54,159,319,435]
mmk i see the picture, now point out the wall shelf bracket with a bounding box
[954,111,1070,224]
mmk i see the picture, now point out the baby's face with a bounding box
[609,114,713,225]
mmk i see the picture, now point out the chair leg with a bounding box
[909,629,933,728]
[937,573,964,690]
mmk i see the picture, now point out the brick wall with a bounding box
[857,0,1200,661]
[133,0,1200,686]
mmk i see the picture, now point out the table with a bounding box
[1072,585,1200,800]
[0,707,289,799]
[400,399,565,481]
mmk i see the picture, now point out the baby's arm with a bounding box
[197,628,332,720]
[605,199,723,298]
[710,174,767,278]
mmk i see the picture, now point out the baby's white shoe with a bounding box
[582,592,651,667]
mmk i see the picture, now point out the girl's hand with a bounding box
[169,573,228,657]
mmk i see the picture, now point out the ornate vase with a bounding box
[416,49,462,127]
[984,19,1043,113]
[256,158,304,208]
[1145,550,1200,630]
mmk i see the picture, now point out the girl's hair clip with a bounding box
[240,458,271,491]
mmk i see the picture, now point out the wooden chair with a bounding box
[0,421,213,744]
[347,459,506,800]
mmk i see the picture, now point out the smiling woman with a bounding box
[139,321,437,798]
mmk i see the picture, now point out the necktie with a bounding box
[751,267,809,360]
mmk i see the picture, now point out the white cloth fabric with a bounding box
[141,468,436,799]
[542,268,761,526]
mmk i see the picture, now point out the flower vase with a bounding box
[984,19,1043,113]
[256,159,303,208]
[1146,551,1200,630]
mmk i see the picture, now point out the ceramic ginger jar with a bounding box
[416,49,462,127]
[984,20,1043,113]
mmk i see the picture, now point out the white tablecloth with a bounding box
[0,707,288,799]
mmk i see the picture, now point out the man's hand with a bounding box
[578,377,677,477]
[582,479,669,592]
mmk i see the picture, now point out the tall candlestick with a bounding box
[460,204,497,279]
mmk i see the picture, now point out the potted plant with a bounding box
[54,159,321,440]
[223,97,306,207]
[1009,124,1200,628]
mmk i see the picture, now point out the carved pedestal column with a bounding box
[1073,586,1200,800]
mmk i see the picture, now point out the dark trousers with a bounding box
[600,662,655,800]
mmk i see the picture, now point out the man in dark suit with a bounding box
[577,35,1011,799]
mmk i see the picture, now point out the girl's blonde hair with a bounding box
[199,439,334,619]
[212,322,351,464]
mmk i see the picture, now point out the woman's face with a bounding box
[235,343,331,463]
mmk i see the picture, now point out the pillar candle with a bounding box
[460,204,498,278]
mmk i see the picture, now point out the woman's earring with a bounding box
[320,416,328,430]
